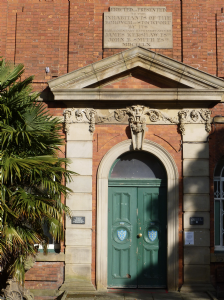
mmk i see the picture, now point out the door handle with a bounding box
[137,233,142,238]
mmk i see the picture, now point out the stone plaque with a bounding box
[190,217,204,225]
[104,7,173,49]
[110,6,167,13]
[71,216,85,224]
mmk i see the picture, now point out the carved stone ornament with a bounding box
[147,110,160,122]
[190,110,199,122]
[97,115,114,123]
[145,108,178,124]
[200,109,211,132]
[126,105,146,150]
[63,108,74,133]
[75,109,84,122]
[63,107,211,136]
[113,106,179,149]
[178,109,211,135]
[3,279,34,300]
[178,110,188,135]
[63,108,96,134]
[114,109,126,122]
[84,109,96,133]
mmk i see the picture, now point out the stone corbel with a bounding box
[178,109,211,135]
[84,109,96,133]
[64,108,96,133]
[178,110,188,135]
[63,108,74,133]
[126,105,146,150]
[199,109,211,133]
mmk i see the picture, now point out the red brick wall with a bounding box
[0,0,69,93]
[92,124,183,288]
[1,0,224,93]
[103,75,163,89]
[25,262,64,290]
[217,13,224,78]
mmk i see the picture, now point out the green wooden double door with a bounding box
[108,182,167,288]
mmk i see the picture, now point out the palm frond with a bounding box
[0,58,75,284]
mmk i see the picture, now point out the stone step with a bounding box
[180,284,216,293]
[61,283,95,287]
[59,281,96,292]
[61,287,96,292]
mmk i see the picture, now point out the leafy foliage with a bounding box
[0,59,74,284]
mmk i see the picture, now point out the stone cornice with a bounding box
[49,47,224,91]
[52,88,224,102]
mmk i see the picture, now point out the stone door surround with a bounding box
[96,139,179,291]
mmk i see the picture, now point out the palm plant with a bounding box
[0,59,74,285]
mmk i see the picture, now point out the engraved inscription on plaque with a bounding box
[110,6,167,12]
[190,217,204,225]
[71,216,85,224]
[104,7,173,49]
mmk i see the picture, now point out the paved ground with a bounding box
[66,290,216,300]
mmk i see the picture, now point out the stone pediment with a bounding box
[49,46,224,91]
[48,47,224,103]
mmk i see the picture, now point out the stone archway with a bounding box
[96,139,179,291]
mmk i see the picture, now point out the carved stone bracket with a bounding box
[83,109,96,133]
[178,110,188,135]
[200,109,211,133]
[63,108,96,134]
[113,106,178,150]
[178,109,211,135]
[126,105,146,150]
[63,108,74,133]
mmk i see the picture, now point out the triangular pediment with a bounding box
[49,47,224,91]
[87,67,189,89]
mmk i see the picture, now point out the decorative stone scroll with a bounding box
[113,107,178,125]
[178,109,211,135]
[200,109,211,133]
[104,6,173,49]
[63,108,96,133]
[63,107,211,139]
[63,108,74,133]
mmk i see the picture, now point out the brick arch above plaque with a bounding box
[104,6,173,49]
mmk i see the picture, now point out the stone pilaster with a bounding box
[61,123,95,291]
[181,124,213,292]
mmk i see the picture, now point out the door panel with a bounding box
[108,185,167,288]
[138,187,167,287]
[108,187,138,287]
[112,192,131,223]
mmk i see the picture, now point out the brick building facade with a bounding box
[1,0,224,297]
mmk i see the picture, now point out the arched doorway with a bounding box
[96,139,179,291]
[108,151,167,288]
